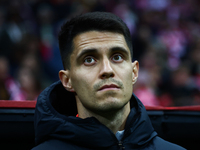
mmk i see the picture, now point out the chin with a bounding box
[94,98,129,112]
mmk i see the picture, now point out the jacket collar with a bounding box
[34,81,157,148]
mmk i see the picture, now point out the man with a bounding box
[32,12,186,149]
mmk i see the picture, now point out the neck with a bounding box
[77,101,130,134]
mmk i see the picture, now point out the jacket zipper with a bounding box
[118,141,125,150]
[118,112,141,150]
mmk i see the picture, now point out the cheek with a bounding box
[71,71,93,93]
[125,74,133,90]
[121,66,133,89]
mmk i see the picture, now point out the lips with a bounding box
[99,84,120,91]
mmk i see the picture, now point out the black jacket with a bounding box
[32,81,186,150]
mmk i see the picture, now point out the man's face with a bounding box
[61,31,138,114]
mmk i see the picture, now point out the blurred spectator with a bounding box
[133,69,160,106]
[112,2,138,36]
[158,24,188,70]
[10,34,40,73]
[168,64,196,106]
[16,66,41,100]
[189,40,200,88]
[36,3,63,81]
[0,56,10,99]
[0,56,20,100]
[133,48,163,106]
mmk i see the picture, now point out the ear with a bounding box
[132,61,139,85]
[59,70,75,92]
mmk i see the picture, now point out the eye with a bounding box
[111,54,123,63]
[84,57,96,65]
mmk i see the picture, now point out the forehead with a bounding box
[72,31,130,55]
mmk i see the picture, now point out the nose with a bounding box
[99,57,114,79]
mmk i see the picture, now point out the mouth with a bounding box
[98,84,120,91]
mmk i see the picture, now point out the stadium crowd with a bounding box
[0,0,200,106]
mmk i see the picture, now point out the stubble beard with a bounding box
[88,89,130,115]
[76,78,131,116]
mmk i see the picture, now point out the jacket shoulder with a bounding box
[152,137,186,150]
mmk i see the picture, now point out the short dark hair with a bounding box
[58,12,133,69]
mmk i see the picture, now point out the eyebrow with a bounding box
[110,46,129,56]
[76,48,98,60]
[76,46,130,60]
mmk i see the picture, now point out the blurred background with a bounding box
[0,0,200,106]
